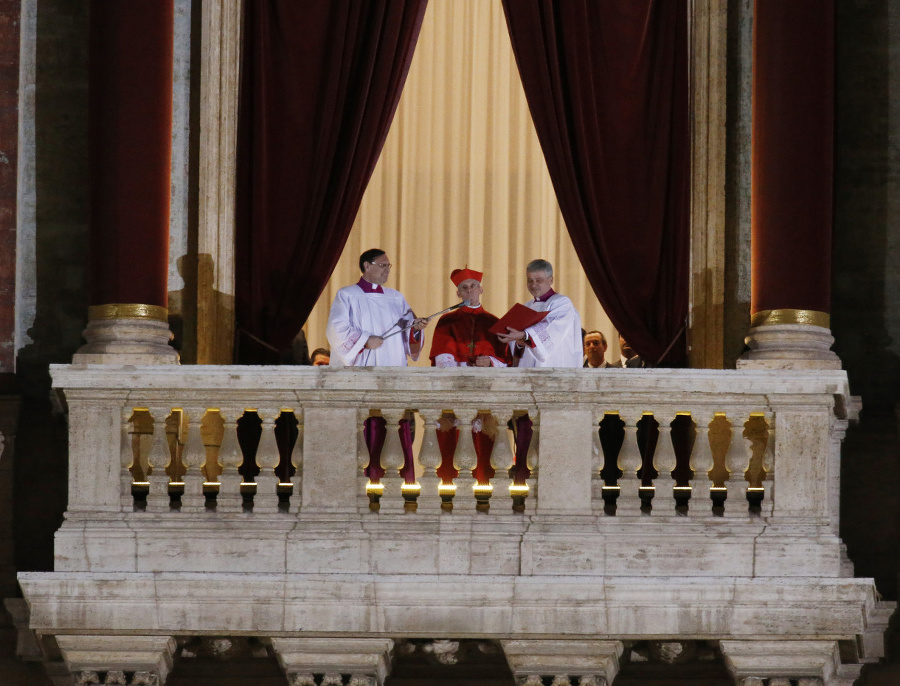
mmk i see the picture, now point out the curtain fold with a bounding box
[234,0,428,363]
[305,0,618,363]
[501,0,690,365]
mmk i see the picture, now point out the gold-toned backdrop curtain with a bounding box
[305,0,616,364]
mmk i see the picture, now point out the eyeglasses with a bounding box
[370,261,392,269]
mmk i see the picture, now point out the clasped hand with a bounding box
[496,327,525,345]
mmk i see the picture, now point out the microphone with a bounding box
[380,301,469,339]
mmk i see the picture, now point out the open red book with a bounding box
[488,303,549,336]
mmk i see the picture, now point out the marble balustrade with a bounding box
[55,365,841,525]
[16,364,893,686]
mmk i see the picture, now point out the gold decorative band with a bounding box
[89,303,169,322]
[750,308,830,329]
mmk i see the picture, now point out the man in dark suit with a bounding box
[583,330,620,368]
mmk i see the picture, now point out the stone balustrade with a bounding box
[16,364,893,685]
[47,364,851,577]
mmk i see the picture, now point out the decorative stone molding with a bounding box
[516,675,605,686]
[73,670,159,685]
[271,638,394,686]
[720,640,858,686]
[502,640,622,686]
[57,635,176,686]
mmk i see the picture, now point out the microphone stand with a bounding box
[380,301,468,340]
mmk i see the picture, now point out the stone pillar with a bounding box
[75,0,178,365]
[739,1,839,369]
[56,635,177,685]
[719,640,861,686]
[271,638,394,686]
[500,640,623,686]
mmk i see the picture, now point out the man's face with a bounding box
[363,254,392,285]
[584,333,607,366]
[312,353,330,366]
[526,270,553,299]
[456,278,483,306]
[619,335,635,360]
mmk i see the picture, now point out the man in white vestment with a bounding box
[327,248,427,366]
[326,248,427,485]
[497,258,583,368]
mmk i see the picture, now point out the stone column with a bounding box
[500,640,623,686]
[719,639,861,686]
[739,1,840,369]
[74,0,178,365]
[271,638,394,686]
[56,635,177,685]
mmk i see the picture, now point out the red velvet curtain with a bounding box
[501,0,690,366]
[235,0,428,363]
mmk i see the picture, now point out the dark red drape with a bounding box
[501,0,690,366]
[235,0,428,363]
[752,0,833,316]
[89,0,173,307]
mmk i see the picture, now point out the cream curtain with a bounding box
[305,0,618,365]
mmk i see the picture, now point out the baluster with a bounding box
[254,408,281,513]
[121,408,136,511]
[490,407,516,511]
[417,409,444,512]
[760,413,775,517]
[472,411,495,512]
[723,412,751,517]
[616,412,643,516]
[181,407,207,513]
[689,411,715,515]
[453,409,479,511]
[653,411,678,514]
[520,412,538,514]
[289,409,304,513]
[379,409,407,513]
[216,408,245,513]
[146,407,172,512]
[359,409,378,511]
[591,411,604,513]
[400,411,421,510]
[165,410,185,484]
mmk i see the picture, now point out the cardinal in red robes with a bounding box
[429,268,511,485]
[429,267,510,368]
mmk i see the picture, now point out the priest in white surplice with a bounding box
[326,248,427,485]
[496,258,583,368]
[327,248,427,367]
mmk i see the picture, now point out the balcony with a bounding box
[16,365,894,685]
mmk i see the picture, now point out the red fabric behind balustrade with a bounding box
[235,0,428,363]
[752,0,833,315]
[501,0,690,366]
[89,0,173,307]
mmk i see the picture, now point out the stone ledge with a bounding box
[18,573,887,644]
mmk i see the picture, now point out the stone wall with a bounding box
[833,0,900,601]
[12,0,88,574]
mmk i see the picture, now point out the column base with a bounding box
[74,308,179,365]
[737,324,841,370]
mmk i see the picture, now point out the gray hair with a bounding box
[526,259,553,277]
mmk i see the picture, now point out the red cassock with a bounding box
[428,306,511,367]
[429,306,510,484]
